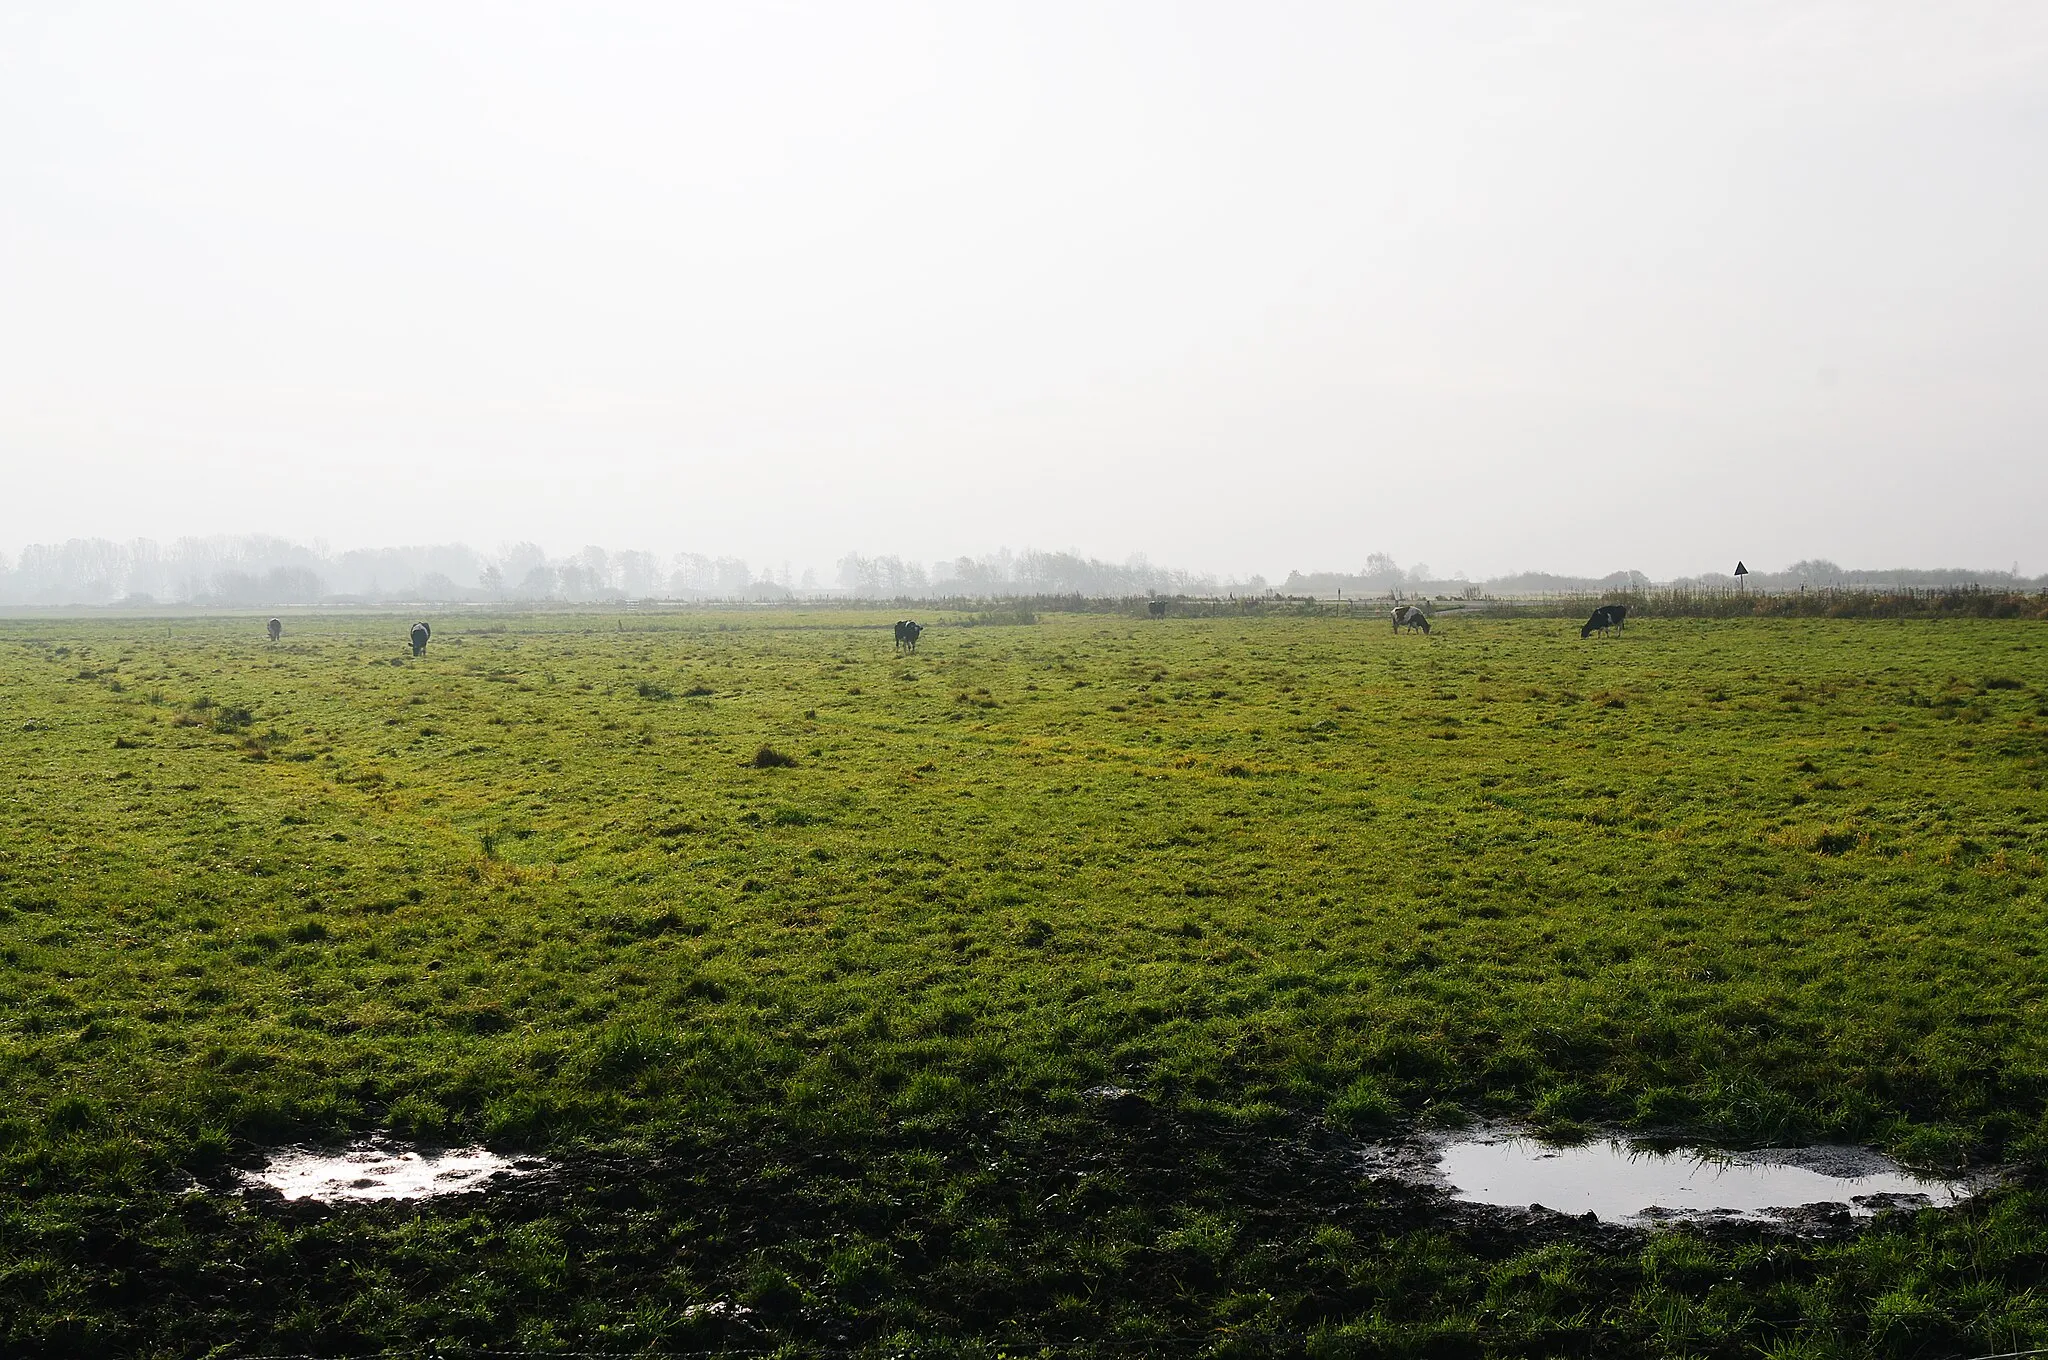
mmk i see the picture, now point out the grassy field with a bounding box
[3,608,2047,1357]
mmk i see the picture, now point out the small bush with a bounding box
[634,680,674,700]
[750,746,797,769]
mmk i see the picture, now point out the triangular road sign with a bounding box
[1734,561,1749,577]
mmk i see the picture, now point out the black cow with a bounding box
[1392,605,1430,634]
[1581,604,1628,638]
[1147,600,1167,618]
[266,617,282,643]
[410,621,432,656]
[894,619,923,654]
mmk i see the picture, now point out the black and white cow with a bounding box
[266,617,282,643]
[1392,605,1431,634]
[410,621,432,656]
[894,619,924,654]
[1581,604,1628,638]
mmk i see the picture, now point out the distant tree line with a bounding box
[0,538,2040,608]
[1666,558,2048,594]
[0,537,798,607]
[837,549,1267,600]
[1491,586,2048,622]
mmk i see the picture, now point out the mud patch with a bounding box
[243,1139,545,1202]
[1360,1126,1987,1224]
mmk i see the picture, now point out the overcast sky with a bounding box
[4,1,2043,580]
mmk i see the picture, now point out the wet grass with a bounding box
[3,609,2048,1355]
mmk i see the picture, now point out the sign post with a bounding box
[1734,561,1749,592]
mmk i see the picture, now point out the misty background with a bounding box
[4,3,2045,579]
[1,535,2039,607]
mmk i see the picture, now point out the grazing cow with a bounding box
[1392,605,1431,634]
[266,617,282,643]
[1147,600,1167,618]
[1581,604,1628,638]
[894,619,924,654]
[410,621,432,656]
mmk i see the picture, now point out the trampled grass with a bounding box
[3,609,2047,1355]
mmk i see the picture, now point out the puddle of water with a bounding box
[1435,1132,1972,1222]
[244,1140,542,1202]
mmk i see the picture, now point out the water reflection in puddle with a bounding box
[1435,1132,1971,1222]
[244,1140,543,1202]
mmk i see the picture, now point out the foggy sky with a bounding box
[4,2,2044,581]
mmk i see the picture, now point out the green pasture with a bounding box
[3,609,2047,1356]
